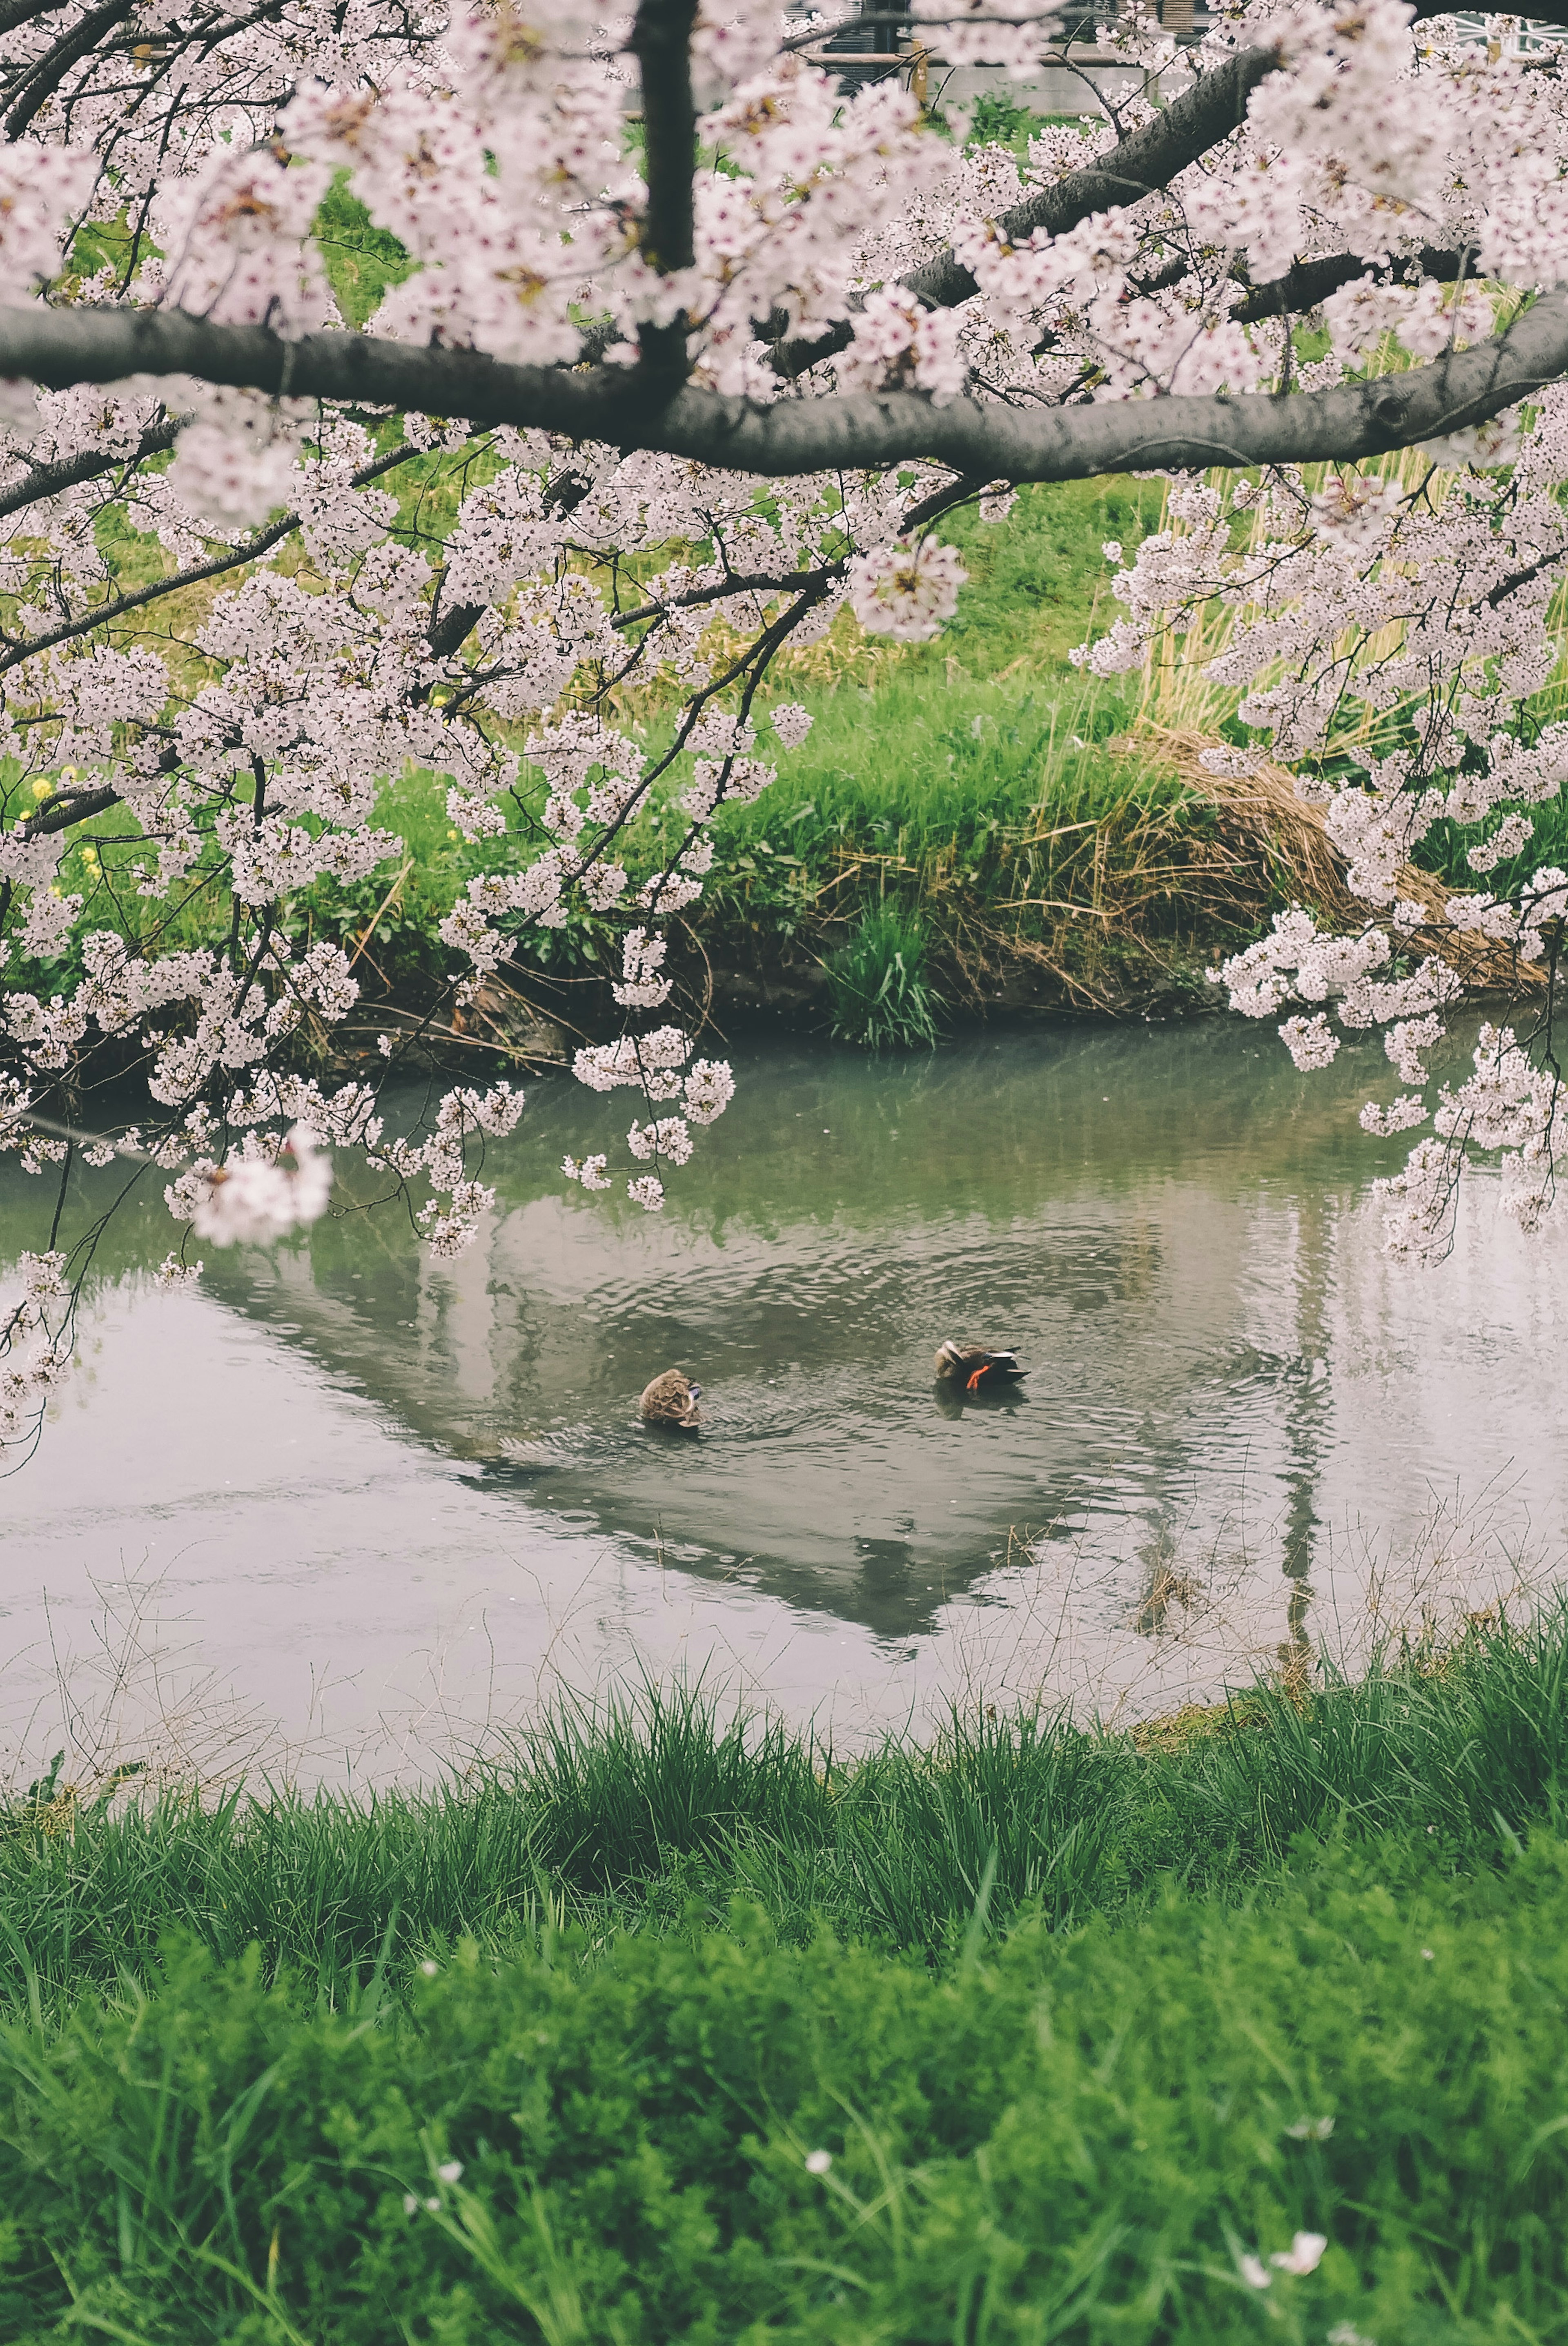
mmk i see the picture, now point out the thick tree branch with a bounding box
[630,0,699,382]
[23,781,118,833]
[630,0,698,275]
[0,0,71,39]
[923,43,1285,302]
[1235,245,1474,325]
[2,291,1564,483]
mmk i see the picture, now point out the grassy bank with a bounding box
[7,1615,1568,2003]
[5,1621,1568,2337]
[9,1614,1568,2001]
[27,461,1565,1062]
[7,1834,1568,2342]
[394,474,1327,1039]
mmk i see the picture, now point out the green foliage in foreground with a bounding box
[6,1613,1568,2006]
[5,1628,1568,2336]
[4,1834,1568,2340]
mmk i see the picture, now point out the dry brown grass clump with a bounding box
[1152,727,1548,997]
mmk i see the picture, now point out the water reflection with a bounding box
[2,1019,1564,1776]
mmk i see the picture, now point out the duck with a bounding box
[639,1368,702,1430]
[933,1340,1026,1392]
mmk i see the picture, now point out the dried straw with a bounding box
[1150,726,1547,996]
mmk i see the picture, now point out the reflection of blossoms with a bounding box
[848,539,968,641]
[177,1126,332,1245]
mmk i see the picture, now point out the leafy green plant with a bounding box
[826,905,943,1050]
[9,1824,1568,2341]
[965,90,1044,148]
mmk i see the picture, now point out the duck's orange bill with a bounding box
[966,1366,987,1390]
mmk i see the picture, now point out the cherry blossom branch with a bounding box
[921,43,1285,303]
[0,0,75,37]
[606,562,847,632]
[4,0,135,138]
[22,781,118,835]
[769,39,1287,374]
[3,290,1563,482]
[0,435,417,693]
[0,416,177,519]
[1234,246,1475,325]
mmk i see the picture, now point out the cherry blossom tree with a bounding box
[3,0,1568,1451]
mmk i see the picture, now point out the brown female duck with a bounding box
[639,1369,702,1430]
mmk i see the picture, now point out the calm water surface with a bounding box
[3,1020,1564,1780]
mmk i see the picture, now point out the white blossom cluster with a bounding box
[0,1248,73,1439]
[168,1124,333,1247]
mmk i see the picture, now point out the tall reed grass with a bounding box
[1131,406,1568,906]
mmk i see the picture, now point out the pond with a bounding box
[3,1019,1564,1785]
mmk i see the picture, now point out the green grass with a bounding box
[1417,789,1568,900]
[11,480,1243,1025]
[824,906,943,1048]
[8,1611,1568,2009]
[905,477,1160,677]
[9,1838,1568,2342]
[7,1627,1568,2337]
